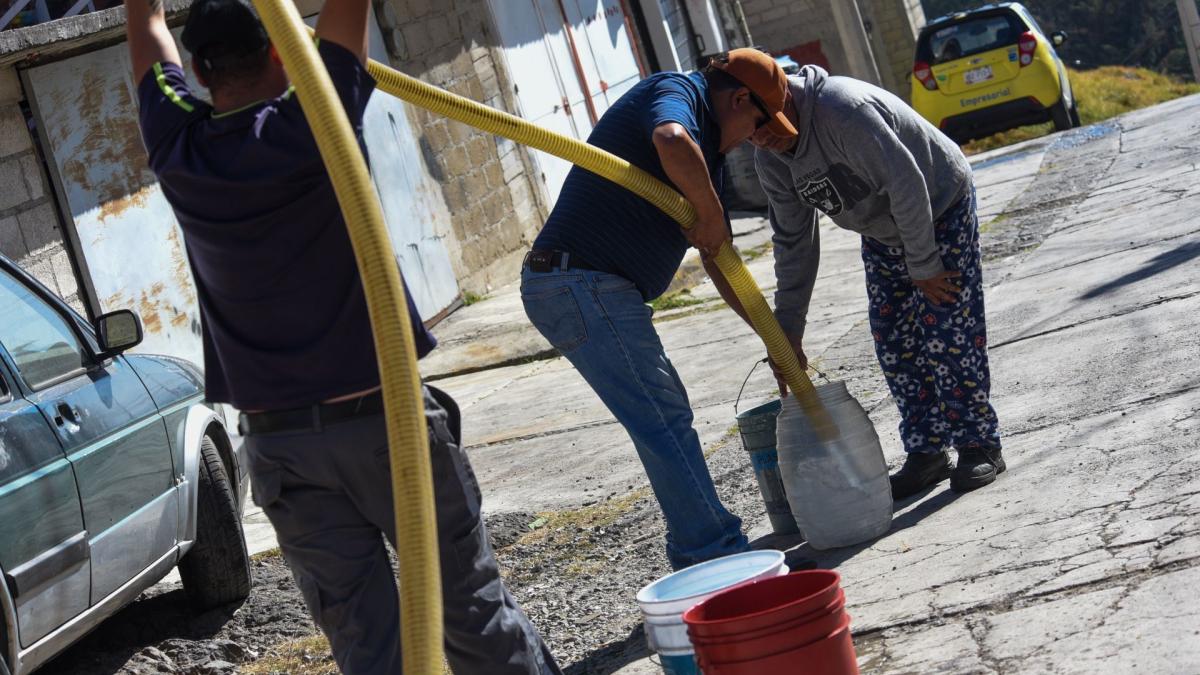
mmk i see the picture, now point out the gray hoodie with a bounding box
[755,66,972,340]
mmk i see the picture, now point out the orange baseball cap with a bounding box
[707,48,798,138]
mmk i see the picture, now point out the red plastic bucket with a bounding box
[683,571,858,675]
[690,607,847,664]
[687,589,845,647]
[698,615,858,675]
[684,571,842,637]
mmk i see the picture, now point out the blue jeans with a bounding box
[520,267,748,570]
[863,187,1002,455]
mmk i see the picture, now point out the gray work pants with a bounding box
[245,385,561,675]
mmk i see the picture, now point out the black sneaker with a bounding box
[889,450,952,501]
[950,446,1006,493]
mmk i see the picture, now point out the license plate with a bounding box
[964,65,994,85]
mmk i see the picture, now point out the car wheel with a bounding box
[178,435,251,610]
[1069,100,1082,127]
[1050,93,1073,132]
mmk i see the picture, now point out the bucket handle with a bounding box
[735,358,831,414]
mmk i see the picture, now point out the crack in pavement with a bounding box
[851,555,1200,644]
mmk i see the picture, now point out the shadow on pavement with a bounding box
[750,487,964,570]
[564,623,650,675]
[1080,240,1200,300]
[38,587,246,674]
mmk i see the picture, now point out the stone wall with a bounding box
[375,0,548,296]
[0,67,82,313]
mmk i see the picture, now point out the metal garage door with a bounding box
[488,0,646,201]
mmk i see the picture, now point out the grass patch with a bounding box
[240,633,337,675]
[461,291,487,306]
[962,66,1200,155]
[250,547,283,562]
[515,491,649,549]
[649,288,707,312]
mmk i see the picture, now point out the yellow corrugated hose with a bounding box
[362,57,832,420]
[250,1,444,673]
[254,3,834,669]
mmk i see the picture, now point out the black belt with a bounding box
[238,390,385,435]
[522,249,598,273]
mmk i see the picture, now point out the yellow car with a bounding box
[911,3,1079,143]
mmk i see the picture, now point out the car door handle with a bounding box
[54,401,81,426]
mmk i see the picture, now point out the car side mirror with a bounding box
[1051,31,1067,47]
[95,310,143,357]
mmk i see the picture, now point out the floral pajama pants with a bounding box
[862,187,1001,455]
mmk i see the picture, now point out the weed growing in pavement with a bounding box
[462,290,487,306]
[740,242,773,261]
[649,288,707,312]
[250,547,283,562]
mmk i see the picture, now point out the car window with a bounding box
[919,12,1026,65]
[0,268,89,390]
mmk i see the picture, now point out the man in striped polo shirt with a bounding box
[520,50,810,571]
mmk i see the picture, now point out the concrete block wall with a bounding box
[737,0,847,73]
[0,67,82,313]
[376,0,548,296]
[862,0,925,101]
[728,0,846,210]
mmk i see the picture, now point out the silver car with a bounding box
[0,254,250,675]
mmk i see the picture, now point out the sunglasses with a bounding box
[748,93,772,130]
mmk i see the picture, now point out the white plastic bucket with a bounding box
[635,551,788,667]
[777,381,893,550]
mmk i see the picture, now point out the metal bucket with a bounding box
[776,381,893,550]
[735,400,800,536]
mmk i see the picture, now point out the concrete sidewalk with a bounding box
[426,97,1199,672]
[223,93,1199,672]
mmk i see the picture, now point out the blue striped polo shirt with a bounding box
[533,71,724,300]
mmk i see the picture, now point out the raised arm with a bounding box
[125,0,181,84]
[315,0,370,63]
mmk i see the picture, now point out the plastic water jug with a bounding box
[776,381,892,549]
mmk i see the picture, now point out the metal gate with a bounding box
[23,13,459,368]
[488,0,646,201]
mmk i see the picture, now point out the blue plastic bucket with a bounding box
[736,400,800,536]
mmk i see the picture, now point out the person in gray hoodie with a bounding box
[742,65,1003,499]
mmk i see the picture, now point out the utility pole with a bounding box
[1179,0,1200,82]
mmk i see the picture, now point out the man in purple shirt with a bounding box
[125,0,561,672]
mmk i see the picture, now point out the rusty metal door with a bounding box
[24,42,204,366]
[23,14,459,368]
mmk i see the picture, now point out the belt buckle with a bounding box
[526,249,555,273]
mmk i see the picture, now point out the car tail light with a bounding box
[913,61,938,90]
[1018,31,1037,66]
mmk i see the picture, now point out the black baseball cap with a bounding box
[181,0,269,69]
